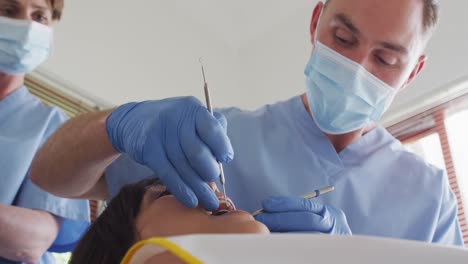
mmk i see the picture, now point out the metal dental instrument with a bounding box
[251,185,335,217]
[199,58,228,205]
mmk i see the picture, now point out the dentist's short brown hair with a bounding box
[324,0,439,32]
[47,0,64,20]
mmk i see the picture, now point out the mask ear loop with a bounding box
[313,2,326,47]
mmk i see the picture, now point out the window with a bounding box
[446,110,468,208]
[388,93,468,246]
[405,133,445,171]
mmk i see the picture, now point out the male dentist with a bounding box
[31,0,463,245]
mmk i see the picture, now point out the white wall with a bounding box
[234,2,314,109]
[383,1,468,124]
[39,0,468,122]
[41,0,240,107]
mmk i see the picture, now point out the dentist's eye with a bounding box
[33,12,49,24]
[374,52,398,67]
[334,28,355,46]
[376,56,390,66]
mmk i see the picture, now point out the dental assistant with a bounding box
[0,0,89,263]
[31,0,463,245]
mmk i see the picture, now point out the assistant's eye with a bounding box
[334,28,356,46]
[32,11,49,24]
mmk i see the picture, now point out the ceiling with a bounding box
[39,0,468,124]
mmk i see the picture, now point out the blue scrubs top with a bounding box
[105,96,463,246]
[0,87,90,264]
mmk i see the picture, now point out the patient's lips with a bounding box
[212,191,236,216]
[213,210,229,216]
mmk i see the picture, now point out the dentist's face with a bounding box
[310,0,428,90]
[0,0,53,26]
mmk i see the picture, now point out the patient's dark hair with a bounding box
[70,178,162,264]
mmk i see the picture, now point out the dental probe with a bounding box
[251,185,335,217]
[199,58,228,206]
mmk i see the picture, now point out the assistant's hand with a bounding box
[106,97,233,211]
[255,196,352,235]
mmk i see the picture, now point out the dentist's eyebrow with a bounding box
[334,13,408,55]
[335,13,360,36]
[379,41,409,55]
[32,2,50,11]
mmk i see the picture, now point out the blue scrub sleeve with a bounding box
[431,172,464,246]
[14,177,90,252]
[105,154,155,200]
[48,219,90,253]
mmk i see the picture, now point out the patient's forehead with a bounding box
[141,184,170,209]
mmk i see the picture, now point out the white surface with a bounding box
[39,0,468,122]
[135,234,468,264]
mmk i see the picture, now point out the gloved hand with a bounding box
[255,196,352,235]
[106,96,234,211]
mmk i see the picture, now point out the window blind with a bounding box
[25,74,103,222]
[25,75,99,117]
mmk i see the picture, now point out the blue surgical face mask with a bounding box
[305,39,397,134]
[0,16,53,74]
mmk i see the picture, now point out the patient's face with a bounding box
[136,185,269,239]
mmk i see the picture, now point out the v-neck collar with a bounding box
[291,95,343,175]
[290,95,395,169]
[0,86,31,111]
[339,126,398,163]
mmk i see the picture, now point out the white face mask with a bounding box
[0,16,53,74]
[304,9,398,134]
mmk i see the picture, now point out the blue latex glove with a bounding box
[255,196,352,235]
[106,97,234,211]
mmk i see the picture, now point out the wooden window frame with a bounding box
[388,95,468,245]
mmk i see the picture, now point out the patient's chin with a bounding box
[216,211,270,234]
[233,220,270,234]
